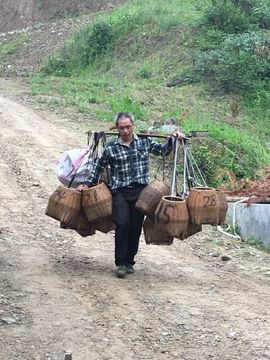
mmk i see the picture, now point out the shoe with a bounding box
[126,264,135,274]
[116,265,126,278]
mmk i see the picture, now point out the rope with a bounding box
[216,197,249,239]
[186,147,207,187]
[170,138,179,196]
[182,141,188,198]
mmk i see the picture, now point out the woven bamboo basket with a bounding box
[155,196,189,238]
[45,185,81,223]
[135,179,170,216]
[186,187,220,225]
[178,222,202,240]
[94,216,115,233]
[60,210,95,237]
[216,190,228,225]
[82,183,112,222]
[143,216,174,245]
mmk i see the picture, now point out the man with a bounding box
[78,112,185,278]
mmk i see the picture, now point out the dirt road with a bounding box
[0,83,270,360]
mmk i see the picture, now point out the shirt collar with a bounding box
[115,133,139,145]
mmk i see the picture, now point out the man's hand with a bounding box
[76,184,89,191]
[172,130,187,141]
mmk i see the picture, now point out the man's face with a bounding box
[117,117,134,142]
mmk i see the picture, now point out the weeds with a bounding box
[0,34,28,65]
[243,237,270,253]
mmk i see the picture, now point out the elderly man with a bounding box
[78,112,185,278]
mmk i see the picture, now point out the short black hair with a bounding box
[115,112,134,126]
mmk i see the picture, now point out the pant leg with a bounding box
[126,201,145,265]
[112,190,130,266]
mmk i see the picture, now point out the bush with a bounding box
[202,0,270,33]
[41,20,113,75]
[136,66,152,79]
[42,45,72,76]
[184,119,270,186]
[203,0,256,33]
[85,21,113,62]
[188,139,233,186]
[193,32,270,92]
[253,2,270,29]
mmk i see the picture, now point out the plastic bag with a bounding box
[54,147,95,188]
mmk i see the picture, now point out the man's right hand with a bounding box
[76,184,89,191]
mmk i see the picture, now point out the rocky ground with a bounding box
[0,14,99,77]
[0,77,270,360]
[0,0,126,33]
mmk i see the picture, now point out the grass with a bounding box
[0,34,28,66]
[244,237,270,253]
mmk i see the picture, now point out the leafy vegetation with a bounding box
[32,0,270,187]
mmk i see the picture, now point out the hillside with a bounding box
[0,0,269,186]
[0,0,126,33]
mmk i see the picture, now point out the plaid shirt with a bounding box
[87,134,173,189]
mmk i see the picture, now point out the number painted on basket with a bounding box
[156,203,175,224]
[203,195,216,208]
[83,190,98,203]
[55,189,66,199]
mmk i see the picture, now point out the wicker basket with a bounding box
[155,196,189,238]
[82,183,112,222]
[45,185,81,223]
[60,210,95,237]
[135,179,170,216]
[216,190,228,225]
[143,216,173,245]
[186,187,220,225]
[178,222,202,240]
[94,217,115,233]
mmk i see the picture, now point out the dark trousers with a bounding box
[112,184,145,266]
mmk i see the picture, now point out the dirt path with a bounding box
[0,85,270,360]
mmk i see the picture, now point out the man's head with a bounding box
[115,112,134,143]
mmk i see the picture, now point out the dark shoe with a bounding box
[116,265,126,278]
[126,264,135,274]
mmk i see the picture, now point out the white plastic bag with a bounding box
[54,147,95,188]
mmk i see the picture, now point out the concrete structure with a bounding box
[227,202,270,246]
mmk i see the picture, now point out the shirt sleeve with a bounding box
[85,148,110,187]
[149,137,173,156]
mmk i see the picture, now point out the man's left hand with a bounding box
[172,130,187,141]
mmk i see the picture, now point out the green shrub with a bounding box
[203,0,256,33]
[184,119,270,186]
[253,2,270,29]
[85,21,113,61]
[41,20,113,75]
[189,139,232,186]
[136,66,152,79]
[194,28,226,51]
[42,45,72,76]
[193,32,270,92]
[202,0,270,32]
